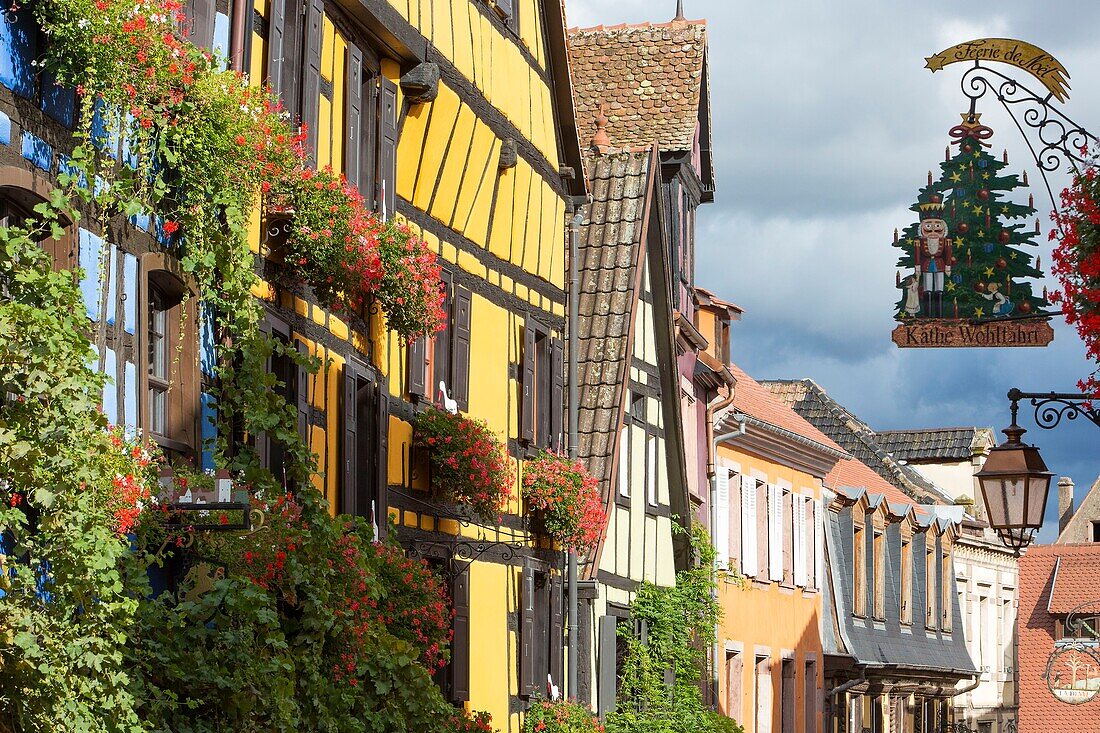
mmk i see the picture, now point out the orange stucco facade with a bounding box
[716,443,826,733]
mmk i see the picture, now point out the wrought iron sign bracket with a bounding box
[1007,387,1100,432]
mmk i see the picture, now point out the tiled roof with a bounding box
[826,457,921,511]
[726,362,844,454]
[575,149,655,487]
[1048,553,1100,613]
[568,20,708,155]
[763,379,949,505]
[1018,544,1100,730]
[875,428,992,462]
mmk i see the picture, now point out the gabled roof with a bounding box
[576,150,655,488]
[875,427,994,463]
[763,379,950,505]
[567,19,711,173]
[1048,553,1100,613]
[726,363,844,456]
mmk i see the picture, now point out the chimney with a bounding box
[1058,477,1075,534]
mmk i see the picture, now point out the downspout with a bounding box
[229,0,248,73]
[567,198,586,700]
[707,398,744,708]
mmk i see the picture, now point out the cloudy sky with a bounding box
[567,0,1100,540]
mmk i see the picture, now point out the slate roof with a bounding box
[1018,544,1100,731]
[875,428,992,462]
[726,362,844,455]
[575,149,654,488]
[763,379,949,505]
[568,20,708,155]
[823,505,976,678]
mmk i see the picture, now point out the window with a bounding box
[741,476,759,578]
[341,359,388,536]
[520,561,562,698]
[780,658,795,733]
[853,518,866,617]
[617,426,631,504]
[432,565,470,703]
[756,480,768,579]
[257,312,306,487]
[629,391,645,422]
[941,542,953,631]
[782,490,793,586]
[1092,520,1100,542]
[768,485,784,582]
[803,660,816,733]
[409,272,472,411]
[264,0,396,213]
[872,528,885,620]
[755,655,772,733]
[725,650,743,721]
[925,542,936,627]
[900,537,913,625]
[1059,615,1100,640]
[522,315,563,451]
[0,2,76,127]
[147,285,169,436]
[646,433,658,507]
[793,495,807,587]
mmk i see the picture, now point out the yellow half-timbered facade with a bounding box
[242,0,586,727]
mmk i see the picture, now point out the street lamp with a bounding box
[976,391,1055,555]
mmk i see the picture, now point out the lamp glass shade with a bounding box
[975,440,1053,533]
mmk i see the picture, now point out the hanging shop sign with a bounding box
[890,113,1055,348]
[1045,646,1100,705]
[925,39,1071,102]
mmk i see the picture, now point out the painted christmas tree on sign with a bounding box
[891,114,1054,347]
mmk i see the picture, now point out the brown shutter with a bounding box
[301,0,323,166]
[597,615,618,718]
[265,0,286,97]
[408,336,427,400]
[432,270,453,401]
[183,0,215,49]
[521,315,536,444]
[341,363,358,516]
[451,567,471,701]
[344,42,363,191]
[374,379,389,540]
[296,340,310,446]
[519,560,536,696]
[379,76,398,218]
[452,286,472,412]
[550,337,564,452]
[550,575,564,689]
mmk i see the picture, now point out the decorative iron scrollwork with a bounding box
[1008,387,1100,432]
[958,62,1098,217]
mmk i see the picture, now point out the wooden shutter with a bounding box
[550,576,564,690]
[379,76,398,218]
[814,499,824,590]
[344,42,364,191]
[793,496,807,587]
[452,286,472,411]
[451,567,471,701]
[184,0,216,50]
[520,561,537,696]
[741,476,757,578]
[301,0,323,165]
[295,341,311,449]
[769,485,784,582]
[265,0,286,97]
[408,337,427,400]
[374,380,389,539]
[597,615,618,718]
[521,315,536,443]
[550,338,564,452]
[341,363,358,516]
[715,467,730,570]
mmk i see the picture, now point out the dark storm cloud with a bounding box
[567,0,1100,535]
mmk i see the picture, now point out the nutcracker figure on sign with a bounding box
[913,192,953,317]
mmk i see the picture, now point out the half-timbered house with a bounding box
[0,0,586,728]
